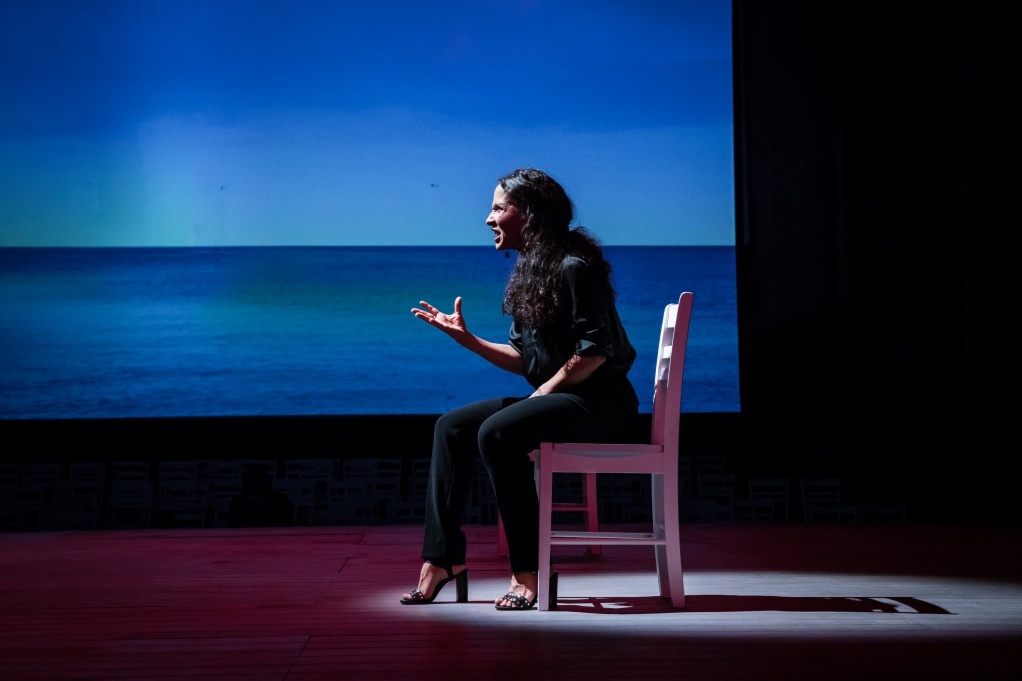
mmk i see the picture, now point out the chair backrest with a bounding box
[650,292,694,453]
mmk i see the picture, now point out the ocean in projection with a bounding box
[0,246,738,418]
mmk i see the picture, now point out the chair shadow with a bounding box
[552,594,952,615]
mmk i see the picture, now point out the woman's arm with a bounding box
[459,334,525,375]
[529,353,606,398]
[412,297,524,375]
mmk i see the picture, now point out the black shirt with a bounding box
[508,255,636,391]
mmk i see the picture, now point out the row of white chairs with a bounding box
[1,458,907,532]
[0,458,417,531]
[683,474,907,523]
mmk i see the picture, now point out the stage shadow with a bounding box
[552,594,951,615]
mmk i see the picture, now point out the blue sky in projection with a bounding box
[0,0,733,247]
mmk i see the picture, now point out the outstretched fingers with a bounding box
[411,300,438,323]
[411,298,463,327]
[417,300,439,314]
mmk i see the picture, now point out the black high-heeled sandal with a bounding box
[494,591,537,610]
[399,563,469,605]
[494,570,545,610]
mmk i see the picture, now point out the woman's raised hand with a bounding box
[412,297,468,340]
[413,296,523,373]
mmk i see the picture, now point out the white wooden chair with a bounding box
[535,292,693,610]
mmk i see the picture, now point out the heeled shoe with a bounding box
[399,564,469,605]
[494,591,537,610]
[494,570,545,610]
[494,568,560,609]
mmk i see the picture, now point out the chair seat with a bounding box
[541,443,668,473]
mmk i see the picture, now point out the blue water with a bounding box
[0,247,738,418]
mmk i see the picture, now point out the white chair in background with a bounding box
[109,461,154,529]
[47,462,107,530]
[240,459,280,478]
[695,472,737,522]
[205,460,244,528]
[156,460,208,528]
[746,477,791,522]
[283,458,336,525]
[0,464,25,531]
[389,457,432,524]
[695,455,728,477]
[800,477,858,522]
[340,458,402,524]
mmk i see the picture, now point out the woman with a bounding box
[402,168,638,610]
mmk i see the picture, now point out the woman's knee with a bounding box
[476,417,501,456]
[477,394,581,453]
[433,409,463,437]
[477,415,539,469]
[435,400,487,440]
[434,398,512,458]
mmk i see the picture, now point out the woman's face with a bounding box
[486,185,526,251]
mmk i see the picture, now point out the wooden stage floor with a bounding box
[2,523,1021,680]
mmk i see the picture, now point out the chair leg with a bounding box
[584,473,601,555]
[655,472,685,608]
[537,444,555,611]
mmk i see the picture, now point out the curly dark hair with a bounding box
[499,168,613,326]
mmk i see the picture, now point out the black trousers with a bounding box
[421,378,638,573]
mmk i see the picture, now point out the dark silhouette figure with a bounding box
[227,468,294,528]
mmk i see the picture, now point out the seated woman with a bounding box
[402,168,638,610]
